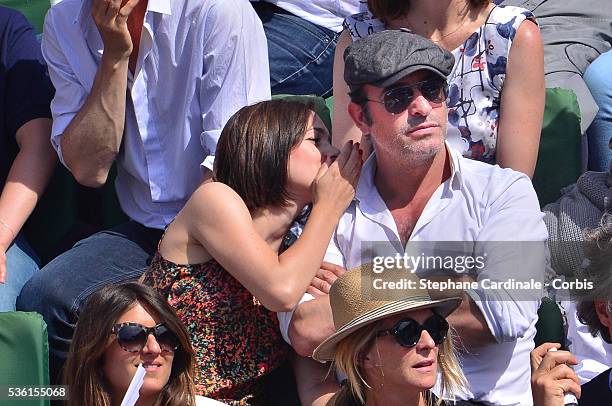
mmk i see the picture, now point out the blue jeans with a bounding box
[16,221,163,384]
[253,2,339,97]
[0,234,40,312]
[584,50,612,171]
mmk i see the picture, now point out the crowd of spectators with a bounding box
[0,0,610,405]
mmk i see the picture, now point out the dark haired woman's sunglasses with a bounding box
[364,78,449,115]
[111,322,180,353]
[377,313,449,348]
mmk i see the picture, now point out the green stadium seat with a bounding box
[532,88,583,206]
[0,0,50,33]
[534,298,566,348]
[0,311,50,406]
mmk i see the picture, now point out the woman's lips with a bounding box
[413,359,435,372]
[138,362,162,372]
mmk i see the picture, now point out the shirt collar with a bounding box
[148,0,172,15]
[445,141,464,190]
[76,0,172,33]
[355,140,464,204]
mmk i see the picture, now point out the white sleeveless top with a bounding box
[344,5,536,164]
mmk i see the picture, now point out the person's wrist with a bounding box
[312,199,345,218]
[0,236,11,253]
[0,218,15,242]
[101,50,131,68]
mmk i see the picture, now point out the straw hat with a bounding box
[312,263,462,361]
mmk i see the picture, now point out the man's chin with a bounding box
[399,139,444,161]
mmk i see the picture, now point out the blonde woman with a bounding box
[312,264,466,406]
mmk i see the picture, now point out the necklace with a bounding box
[428,15,470,43]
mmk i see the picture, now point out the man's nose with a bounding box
[407,93,433,117]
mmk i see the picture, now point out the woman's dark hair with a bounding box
[63,282,196,406]
[367,0,490,24]
[214,99,314,211]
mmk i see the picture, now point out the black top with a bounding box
[0,6,53,188]
[579,368,612,406]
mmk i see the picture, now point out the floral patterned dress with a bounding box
[143,253,289,405]
[343,5,536,164]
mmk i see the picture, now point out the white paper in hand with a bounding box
[120,363,146,406]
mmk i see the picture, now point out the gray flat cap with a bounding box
[344,29,455,93]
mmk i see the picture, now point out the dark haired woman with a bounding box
[333,0,544,178]
[64,282,224,406]
[143,100,361,404]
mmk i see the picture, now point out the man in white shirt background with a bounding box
[280,30,548,405]
[17,0,270,383]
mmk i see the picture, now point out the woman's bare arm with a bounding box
[496,20,545,178]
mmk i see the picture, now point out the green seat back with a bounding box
[532,88,583,206]
[0,0,50,33]
[325,95,334,121]
[534,298,566,348]
[271,94,332,133]
[0,312,50,406]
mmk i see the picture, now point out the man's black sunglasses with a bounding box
[377,313,449,348]
[111,322,180,353]
[362,78,449,115]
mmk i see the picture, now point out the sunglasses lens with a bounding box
[117,325,147,352]
[394,319,421,347]
[420,80,447,104]
[383,87,414,114]
[423,314,449,344]
[154,325,180,352]
[381,79,447,114]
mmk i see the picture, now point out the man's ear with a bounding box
[594,300,612,330]
[348,102,372,135]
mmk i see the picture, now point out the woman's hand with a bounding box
[307,262,346,297]
[311,140,361,217]
[530,343,581,406]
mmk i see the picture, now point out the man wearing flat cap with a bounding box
[280,30,548,405]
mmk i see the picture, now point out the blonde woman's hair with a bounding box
[326,315,466,406]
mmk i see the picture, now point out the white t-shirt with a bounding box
[255,0,362,32]
[279,144,548,406]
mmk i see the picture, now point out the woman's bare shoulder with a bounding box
[182,182,250,223]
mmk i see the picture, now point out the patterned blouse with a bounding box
[343,5,536,164]
[143,253,289,405]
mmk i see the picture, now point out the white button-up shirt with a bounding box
[43,0,270,229]
[280,144,548,405]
